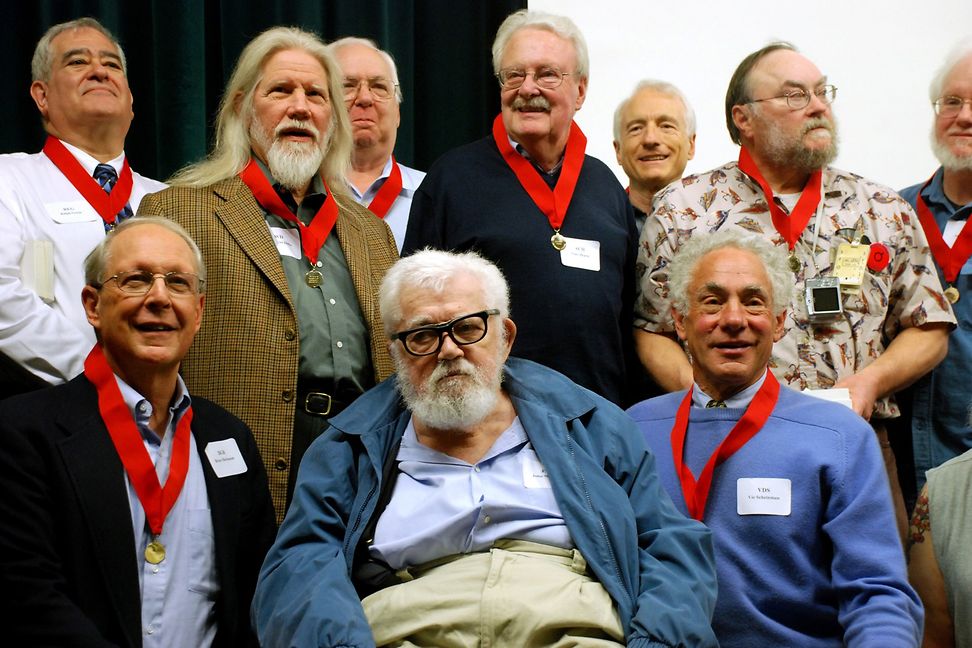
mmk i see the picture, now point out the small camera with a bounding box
[805,277,843,321]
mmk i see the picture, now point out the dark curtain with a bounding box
[1,0,525,181]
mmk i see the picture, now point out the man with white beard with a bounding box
[253,249,720,648]
[899,40,972,490]
[634,41,955,543]
[138,26,398,520]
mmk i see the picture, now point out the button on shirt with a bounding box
[370,416,572,570]
[116,375,216,648]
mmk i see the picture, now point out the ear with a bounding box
[30,81,49,119]
[613,139,622,165]
[574,76,588,111]
[772,308,787,342]
[81,285,102,330]
[672,305,688,342]
[232,90,245,116]
[192,293,205,333]
[501,318,517,356]
[687,133,696,160]
[732,104,754,141]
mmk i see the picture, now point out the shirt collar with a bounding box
[923,166,965,217]
[114,374,192,444]
[692,369,768,409]
[509,134,564,176]
[59,138,125,176]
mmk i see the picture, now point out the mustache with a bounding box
[274,119,320,141]
[802,117,834,136]
[511,95,551,112]
[430,358,477,383]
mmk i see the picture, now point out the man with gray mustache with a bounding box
[403,10,640,407]
[634,41,955,544]
[138,26,398,520]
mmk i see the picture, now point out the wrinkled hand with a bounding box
[835,372,880,420]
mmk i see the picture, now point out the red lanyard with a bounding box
[913,174,972,284]
[84,344,192,537]
[43,136,134,227]
[239,158,338,265]
[737,147,822,251]
[491,114,586,231]
[671,372,780,521]
[366,157,403,218]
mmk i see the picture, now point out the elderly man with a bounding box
[899,41,972,490]
[635,41,955,539]
[629,231,923,647]
[403,10,638,407]
[328,37,425,251]
[139,27,398,519]
[0,217,276,647]
[253,249,718,648]
[0,18,165,395]
[613,80,696,232]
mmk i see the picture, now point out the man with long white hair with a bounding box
[898,39,972,491]
[254,248,719,648]
[139,26,398,520]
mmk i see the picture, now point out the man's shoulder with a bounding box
[825,166,912,207]
[626,391,685,422]
[654,161,741,204]
[772,386,873,436]
[421,137,499,180]
[0,375,96,432]
[397,162,426,188]
[130,169,167,194]
[0,150,50,179]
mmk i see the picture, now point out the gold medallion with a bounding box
[145,540,166,564]
[305,269,323,288]
[551,232,567,251]
[788,254,801,273]
[945,285,960,304]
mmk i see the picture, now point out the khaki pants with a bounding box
[362,540,625,648]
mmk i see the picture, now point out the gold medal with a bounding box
[145,540,166,564]
[305,269,323,288]
[551,232,567,251]
[945,285,960,304]
[789,254,801,273]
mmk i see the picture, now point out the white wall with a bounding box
[529,0,972,192]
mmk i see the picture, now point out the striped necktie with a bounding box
[93,163,134,231]
[705,400,727,408]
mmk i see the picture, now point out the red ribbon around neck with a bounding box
[366,157,403,219]
[913,174,972,284]
[43,136,133,226]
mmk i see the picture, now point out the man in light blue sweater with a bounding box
[628,230,923,647]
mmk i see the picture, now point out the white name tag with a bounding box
[45,201,98,223]
[522,453,552,489]
[204,439,248,478]
[559,236,600,271]
[737,478,791,516]
[267,225,302,259]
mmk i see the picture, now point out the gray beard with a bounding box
[395,356,502,431]
[761,115,839,173]
[265,140,324,192]
[931,129,972,172]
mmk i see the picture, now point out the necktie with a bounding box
[705,400,727,408]
[93,163,133,231]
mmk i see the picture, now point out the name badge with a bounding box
[559,236,600,271]
[737,478,791,516]
[267,225,301,259]
[204,439,248,478]
[522,452,552,489]
[833,242,868,290]
[45,201,98,224]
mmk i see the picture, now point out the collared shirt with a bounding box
[348,157,425,252]
[254,159,372,392]
[691,370,768,409]
[370,416,572,570]
[512,135,564,186]
[115,375,216,648]
[637,161,956,419]
[0,140,165,384]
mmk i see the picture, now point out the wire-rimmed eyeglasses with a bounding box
[97,270,204,296]
[496,66,573,90]
[748,85,837,110]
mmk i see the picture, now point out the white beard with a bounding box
[250,118,329,191]
[395,355,503,432]
[931,128,972,172]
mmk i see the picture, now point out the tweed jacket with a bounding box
[139,177,397,519]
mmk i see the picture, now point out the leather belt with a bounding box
[297,381,363,417]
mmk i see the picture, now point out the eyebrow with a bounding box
[61,47,122,64]
[780,76,828,90]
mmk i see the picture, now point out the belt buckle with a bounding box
[304,391,333,416]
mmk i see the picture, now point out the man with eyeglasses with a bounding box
[898,41,972,493]
[0,18,166,397]
[329,38,425,252]
[402,9,639,408]
[139,27,398,521]
[0,217,275,646]
[254,248,719,648]
[634,41,955,544]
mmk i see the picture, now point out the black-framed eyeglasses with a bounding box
[748,84,837,110]
[342,77,398,102]
[934,95,972,118]
[98,270,204,296]
[392,309,500,357]
[496,66,572,90]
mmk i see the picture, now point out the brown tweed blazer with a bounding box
[139,177,397,520]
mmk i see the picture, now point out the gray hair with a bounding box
[328,36,404,103]
[84,216,207,288]
[32,17,127,82]
[491,9,589,79]
[668,230,792,317]
[929,38,972,103]
[613,79,697,142]
[725,41,797,145]
[379,249,510,336]
[167,26,352,206]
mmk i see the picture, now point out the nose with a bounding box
[353,82,374,106]
[805,90,829,116]
[143,275,172,306]
[436,331,464,361]
[719,299,746,330]
[641,123,661,146]
[286,90,312,119]
[517,72,541,96]
[956,100,972,124]
[88,60,109,81]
